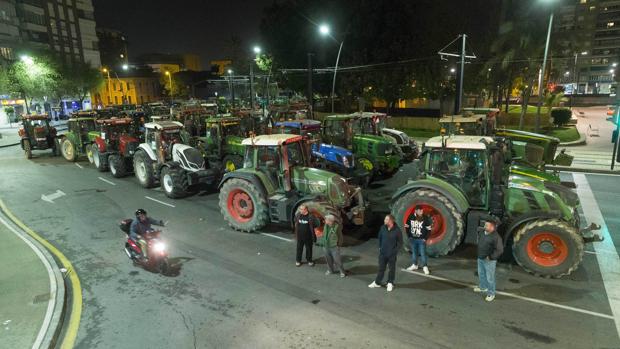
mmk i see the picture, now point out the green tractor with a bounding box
[322,114,402,178]
[218,134,366,237]
[196,117,247,172]
[348,112,418,162]
[391,135,599,278]
[58,116,99,162]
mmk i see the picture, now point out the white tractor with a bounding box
[133,121,218,198]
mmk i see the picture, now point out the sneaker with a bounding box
[295,262,301,267]
[368,281,381,288]
[406,264,418,271]
[423,266,430,275]
[473,286,488,293]
[485,294,495,302]
[308,262,315,267]
[387,283,394,292]
[325,270,333,275]
[340,272,346,278]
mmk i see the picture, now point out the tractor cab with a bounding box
[274,119,322,141]
[67,117,97,141]
[96,118,135,143]
[144,121,186,162]
[439,113,488,136]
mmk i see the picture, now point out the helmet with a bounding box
[135,208,147,217]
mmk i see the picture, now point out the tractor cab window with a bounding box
[80,120,96,134]
[222,123,241,137]
[353,118,377,135]
[428,149,488,207]
[283,142,304,167]
[257,146,279,170]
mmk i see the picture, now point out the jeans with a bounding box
[296,238,313,263]
[477,258,497,296]
[410,239,427,267]
[324,246,345,274]
[137,239,148,258]
[375,253,397,284]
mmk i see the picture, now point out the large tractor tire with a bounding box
[219,178,269,232]
[160,166,189,199]
[133,150,156,188]
[223,155,244,172]
[92,144,109,172]
[109,154,128,178]
[512,219,584,278]
[61,138,77,162]
[296,200,342,242]
[86,144,94,163]
[23,139,32,159]
[392,189,464,256]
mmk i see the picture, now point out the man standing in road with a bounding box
[321,214,346,277]
[369,214,403,292]
[294,204,316,267]
[474,219,504,302]
[405,206,432,275]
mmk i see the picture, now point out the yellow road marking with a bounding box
[0,198,82,349]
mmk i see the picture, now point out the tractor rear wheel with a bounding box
[23,139,32,159]
[392,189,463,256]
[109,154,128,178]
[296,200,342,243]
[160,166,189,199]
[223,155,244,172]
[512,219,584,278]
[92,144,109,172]
[61,138,77,162]
[86,143,94,163]
[219,178,269,232]
[133,150,156,188]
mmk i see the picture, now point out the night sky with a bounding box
[93,0,275,69]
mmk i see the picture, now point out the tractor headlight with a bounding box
[153,242,166,252]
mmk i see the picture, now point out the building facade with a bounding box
[93,71,162,107]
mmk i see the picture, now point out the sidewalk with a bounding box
[0,214,64,349]
[0,120,68,147]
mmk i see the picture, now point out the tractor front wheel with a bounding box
[512,219,584,278]
[23,139,32,159]
[133,150,156,188]
[219,178,269,232]
[160,166,189,199]
[109,154,128,178]
[92,144,109,172]
[392,189,464,256]
[61,138,77,162]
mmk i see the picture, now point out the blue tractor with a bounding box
[273,119,371,187]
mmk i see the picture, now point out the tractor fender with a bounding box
[500,210,563,248]
[155,161,180,177]
[94,137,107,153]
[390,178,470,213]
[136,144,157,161]
[218,171,268,199]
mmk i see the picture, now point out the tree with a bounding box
[4,56,59,113]
[59,61,104,108]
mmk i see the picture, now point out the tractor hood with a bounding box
[506,172,576,221]
[224,135,243,146]
[354,134,390,145]
[510,163,561,184]
[315,143,352,157]
[291,167,352,207]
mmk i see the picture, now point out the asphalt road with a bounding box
[1,146,619,349]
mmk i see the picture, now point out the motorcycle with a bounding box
[120,219,170,274]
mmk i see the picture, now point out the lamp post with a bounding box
[165,71,173,105]
[102,67,111,106]
[227,69,235,109]
[319,23,344,113]
[250,46,261,110]
[535,1,556,133]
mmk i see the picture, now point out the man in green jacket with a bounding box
[322,214,346,277]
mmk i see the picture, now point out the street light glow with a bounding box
[165,71,170,76]
[610,69,615,73]
[564,71,570,76]
[20,55,34,65]
[450,68,456,73]
[122,64,128,70]
[581,51,588,55]
[319,24,330,36]
[102,67,108,73]
[227,69,233,74]
[613,63,618,67]
[253,46,261,54]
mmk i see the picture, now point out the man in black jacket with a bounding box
[294,204,317,267]
[474,219,503,302]
[405,206,432,274]
[369,214,403,292]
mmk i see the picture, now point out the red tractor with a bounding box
[17,114,58,159]
[90,118,140,177]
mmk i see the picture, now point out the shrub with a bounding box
[551,108,572,127]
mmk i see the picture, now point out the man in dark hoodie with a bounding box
[294,204,317,267]
[405,206,432,274]
[369,214,403,292]
[474,219,503,302]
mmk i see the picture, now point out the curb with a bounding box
[548,166,620,175]
[0,142,20,148]
[0,198,82,349]
[560,132,587,147]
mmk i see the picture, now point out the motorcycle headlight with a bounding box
[153,242,166,252]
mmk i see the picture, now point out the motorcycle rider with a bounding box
[130,209,165,259]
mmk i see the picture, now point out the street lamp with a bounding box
[250,46,261,109]
[20,55,34,65]
[227,69,235,109]
[319,23,345,113]
[450,68,456,73]
[535,0,557,132]
[165,71,173,105]
[253,46,261,54]
[122,64,128,71]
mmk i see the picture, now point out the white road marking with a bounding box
[401,269,613,320]
[0,215,57,348]
[41,190,66,204]
[260,233,294,242]
[574,173,620,334]
[98,177,116,186]
[145,196,175,208]
[74,163,83,169]
[585,249,619,256]
[558,170,620,177]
